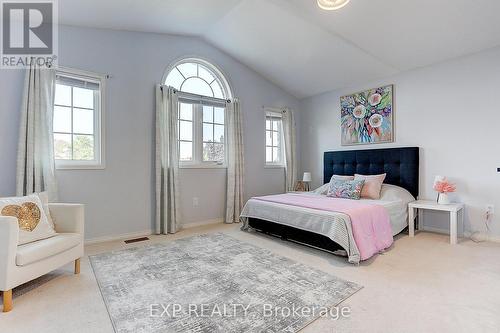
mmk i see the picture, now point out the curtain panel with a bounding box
[282,108,297,192]
[225,99,245,223]
[16,62,58,200]
[155,85,181,234]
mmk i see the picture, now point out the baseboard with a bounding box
[84,218,225,245]
[463,231,500,243]
[420,226,454,235]
[85,229,153,245]
[182,218,224,229]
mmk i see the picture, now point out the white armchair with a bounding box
[0,203,84,312]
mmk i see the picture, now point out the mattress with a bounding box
[240,192,410,264]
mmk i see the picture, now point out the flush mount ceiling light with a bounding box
[317,0,350,10]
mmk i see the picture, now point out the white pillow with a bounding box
[379,184,415,205]
[330,175,355,182]
[0,194,57,245]
[36,192,55,229]
[312,183,330,195]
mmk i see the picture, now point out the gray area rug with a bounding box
[89,233,362,333]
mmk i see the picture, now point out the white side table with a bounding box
[408,200,465,244]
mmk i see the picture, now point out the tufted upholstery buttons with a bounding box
[323,148,419,198]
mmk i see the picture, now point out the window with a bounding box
[53,68,105,169]
[164,58,232,167]
[265,111,284,167]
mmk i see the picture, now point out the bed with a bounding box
[240,147,419,264]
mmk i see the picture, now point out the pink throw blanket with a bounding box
[254,193,393,261]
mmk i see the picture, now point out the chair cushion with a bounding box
[16,233,81,266]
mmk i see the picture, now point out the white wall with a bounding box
[299,46,500,238]
[0,25,300,240]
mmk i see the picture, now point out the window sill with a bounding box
[55,160,105,170]
[179,164,227,169]
[56,165,105,170]
[265,164,285,169]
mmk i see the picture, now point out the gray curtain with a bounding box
[282,108,297,192]
[225,99,245,223]
[155,85,180,234]
[16,62,58,201]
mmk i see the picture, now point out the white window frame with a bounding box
[178,95,228,169]
[265,109,285,168]
[164,57,233,169]
[54,67,106,170]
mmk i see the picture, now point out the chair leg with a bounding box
[74,258,81,274]
[3,290,12,312]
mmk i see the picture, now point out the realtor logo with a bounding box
[1,0,58,68]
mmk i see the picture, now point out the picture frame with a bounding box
[340,84,394,146]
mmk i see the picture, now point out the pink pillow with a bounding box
[354,173,386,199]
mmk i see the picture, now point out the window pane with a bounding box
[54,133,72,160]
[181,77,213,97]
[266,130,272,146]
[203,106,213,123]
[203,143,224,162]
[179,103,193,121]
[198,65,215,84]
[179,141,192,161]
[214,107,224,124]
[165,68,184,89]
[53,106,72,133]
[73,135,94,160]
[272,131,279,148]
[214,125,224,143]
[273,148,280,163]
[266,147,272,163]
[55,84,71,106]
[211,81,224,99]
[203,123,213,142]
[179,120,192,141]
[266,119,272,130]
[177,63,197,78]
[73,108,94,134]
[73,87,94,109]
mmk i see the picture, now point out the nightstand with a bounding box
[408,200,465,244]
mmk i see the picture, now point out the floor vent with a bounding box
[124,237,150,244]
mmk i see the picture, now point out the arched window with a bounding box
[164,58,231,99]
[164,58,232,166]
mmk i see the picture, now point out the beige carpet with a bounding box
[1,223,500,333]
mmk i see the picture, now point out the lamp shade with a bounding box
[302,172,312,182]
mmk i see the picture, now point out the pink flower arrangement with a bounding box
[433,178,456,193]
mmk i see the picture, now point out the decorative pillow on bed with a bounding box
[0,194,57,245]
[311,175,356,195]
[327,179,365,200]
[330,175,355,182]
[354,173,386,199]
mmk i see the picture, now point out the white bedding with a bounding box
[240,184,415,264]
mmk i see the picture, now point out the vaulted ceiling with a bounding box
[59,0,500,98]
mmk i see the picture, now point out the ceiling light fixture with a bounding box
[317,0,350,11]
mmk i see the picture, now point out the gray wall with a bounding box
[299,46,500,238]
[0,25,300,240]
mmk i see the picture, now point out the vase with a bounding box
[438,193,450,205]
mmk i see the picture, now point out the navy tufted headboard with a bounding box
[324,147,419,198]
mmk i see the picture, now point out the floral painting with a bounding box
[340,85,394,145]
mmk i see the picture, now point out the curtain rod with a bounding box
[262,106,287,113]
[161,85,231,104]
[55,65,112,79]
